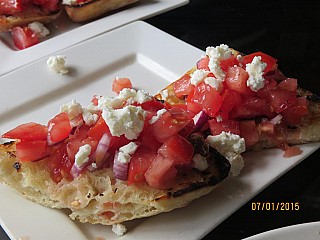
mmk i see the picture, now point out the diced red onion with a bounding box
[70,164,83,179]
[193,111,208,132]
[94,133,111,167]
[270,114,283,125]
[113,151,129,181]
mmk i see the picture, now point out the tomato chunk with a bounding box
[47,112,72,144]
[239,120,260,149]
[173,74,194,98]
[145,155,177,190]
[267,89,296,113]
[16,140,48,162]
[242,52,277,74]
[191,82,223,117]
[128,147,157,184]
[112,77,132,94]
[12,26,39,50]
[208,119,240,136]
[0,0,23,14]
[2,122,48,141]
[157,134,194,165]
[225,66,253,95]
[281,97,308,125]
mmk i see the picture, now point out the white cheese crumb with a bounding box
[112,223,127,236]
[205,44,232,60]
[192,154,209,171]
[208,58,225,81]
[117,142,139,164]
[28,21,49,38]
[75,144,91,168]
[159,89,169,101]
[206,131,246,176]
[82,108,99,126]
[47,55,69,75]
[190,69,210,86]
[102,105,146,140]
[149,108,167,124]
[62,0,77,4]
[204,77,223,92]
[60,99,83,120]
[246,56,267,91]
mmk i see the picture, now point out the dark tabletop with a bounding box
[147,0,320,239]
[1,0,320,239]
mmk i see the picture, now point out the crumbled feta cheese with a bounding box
[112,223,127,236]
[28,21,50,38]
[75,144,91,168]
[204,77,223,92]
[62,0,77,4]
[246,56,267,91]
[206,44,232,60]
[47,55,69,75]
[215,115,223,122]
[117,142,139,164]
[192,154,209,171]
[206,131,246,176]
[82,108,99,126]
[208,58,225,81]
[190,69,210,86]
[149,108,167,124]
[159,89,169,101]
[102,105,146,140]
[60,99,82,119]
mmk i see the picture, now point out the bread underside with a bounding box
[0,7,61,32]
[0,139,230,225]
[64,0,139,22]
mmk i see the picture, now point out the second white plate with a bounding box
[0,0,188,77]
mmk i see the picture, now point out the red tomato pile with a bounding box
[173,51,308,153]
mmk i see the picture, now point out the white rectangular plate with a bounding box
[0,21,319,240]
[0,0,188,77]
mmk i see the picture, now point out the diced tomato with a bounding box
[225,66,253,96]
[127,147,157,184]
[219,55,239,72]
[47,142,73,182]
[91,95,101,106]
[283,146,303,158]
[242,52,277,74]
[208,118,240,136]
[12,26,39,50]
[173,74,194,98]
[0,0,23,14]
[239,120,260,149]
[2,122,48,141]
[112,77,132,94]
[140,127,162,151]
[196,56,210,71]
[47,112,72,145]
[191,82,223,117]
[151,107,191,142]
[87,117,110,141]
[157,134,194,165]
[277,78,298,92]
[15,140,48,162]
[267,89,296,113]
[145,155,177,190]
[257,79,277,100]
[218,89,242,119]
[230,96,274,120]
[186,89,202,113]
[281,97,308,125]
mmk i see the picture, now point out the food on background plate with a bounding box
[0,0,140,49]
[63,0,140,22]
[0,44,319,235]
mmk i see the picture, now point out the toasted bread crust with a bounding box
[0,7,61,32]
[0,141,230,225]
[64,0,139,22]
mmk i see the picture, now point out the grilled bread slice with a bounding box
[0,136,230,225]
